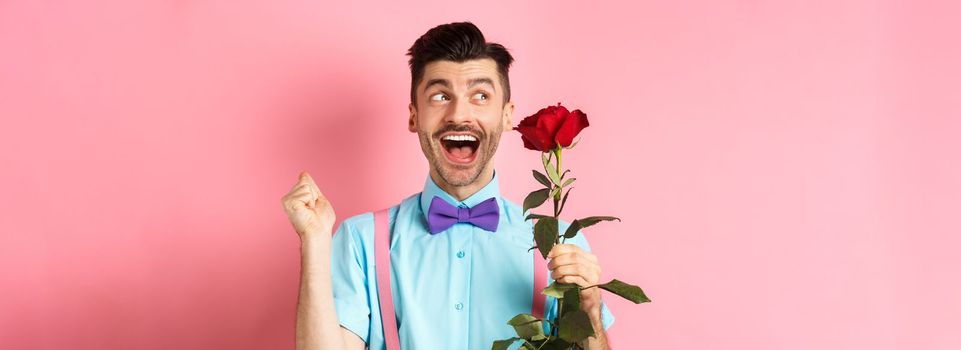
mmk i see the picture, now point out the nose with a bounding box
[444,95,473,125]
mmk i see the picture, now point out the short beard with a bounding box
[418,123,502,188]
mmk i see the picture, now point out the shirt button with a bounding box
[456,251,465,259]
[454,302,464,310]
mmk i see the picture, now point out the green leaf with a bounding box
[522,189,550,214]
[565,138,581,150]
[541,281,579,298]
[507,314,545,341]
[561,177,575,188]
[532,170,551,188]
[563,216,620,238]
[549,186,560,199]
[561,287,581,317]
[542,152,551,170]
[557,309,595,343]
[525,213,551,221]
[563,219,582,239]
[598,279,651,304]
[578,216,621,227]
[558,187,573,217]
[534,217,558,259]
[546,163,561,186]
[560,169,570,181]
[492,337,521,350]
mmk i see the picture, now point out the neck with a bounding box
[430,168,494,202]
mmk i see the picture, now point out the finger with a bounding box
[300,171,323,202]
[305,183,318,205]
[547,253,580,270]
[292,182,310,192]
[283,193,304,211]
[293,174,310,192]
[550,263,601,283]
[550,265,584,280]
[555,275,590,288]
[309,181,322,203]
[556,273,598,288]
[298,171,313,189]
[547,244,581,258]
[549,250,597,267]
[289,193,315,209]
[301,171,318,190]
[550,256,599,275]
[550,247,599,267]
[288,184,313,198]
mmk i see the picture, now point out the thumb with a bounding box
[303,171,325,210]
[302,171,323,198]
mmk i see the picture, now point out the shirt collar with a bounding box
[420,169,501,223]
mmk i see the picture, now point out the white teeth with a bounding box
[442,134,478,142]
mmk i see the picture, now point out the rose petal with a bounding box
[535,113,562,149]
[517,114,539,127]
[551,104,571,118]
[521,134,543,151]
[515,114,548,151]
[555,109,589,147]
[514,104,585,152]
[516,125,549,151]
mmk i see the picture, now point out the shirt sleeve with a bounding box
[330,218,371,343]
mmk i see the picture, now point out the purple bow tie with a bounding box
[426,196,500,234]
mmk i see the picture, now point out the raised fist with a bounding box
[281,171,336,238]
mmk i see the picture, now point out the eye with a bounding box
[472,92,488,101]
[430,93,449,101]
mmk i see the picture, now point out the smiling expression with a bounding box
[409,58,514,187]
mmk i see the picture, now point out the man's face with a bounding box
[409,58,514,187]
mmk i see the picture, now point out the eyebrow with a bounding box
[423,77,496,93]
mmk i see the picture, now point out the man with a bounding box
[281,22,614,350]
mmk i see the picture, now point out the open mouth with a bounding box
[439,133,480,165]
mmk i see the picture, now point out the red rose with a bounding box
[513,103,590,152]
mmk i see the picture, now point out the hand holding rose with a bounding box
[548,244,603,314]
[494,102,650,350]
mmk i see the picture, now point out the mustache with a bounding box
[433,125,485,140]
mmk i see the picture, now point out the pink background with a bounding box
[2,0,959,349]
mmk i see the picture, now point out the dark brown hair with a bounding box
[407,22,514,107]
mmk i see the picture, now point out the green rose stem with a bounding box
[548,145,571,245]
[552,146,561,218]
[499,106,651,349]
[550,145,564,338]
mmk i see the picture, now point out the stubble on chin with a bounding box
[417,127,502,188]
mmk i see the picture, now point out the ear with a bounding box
[502,101,515,130]
[408,102,417,133]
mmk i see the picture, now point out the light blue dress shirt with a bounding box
[330,170,615,349]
